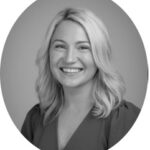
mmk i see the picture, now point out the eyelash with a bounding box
[54,44,66,49]
[78,46,90,51]
[53,44,90,51]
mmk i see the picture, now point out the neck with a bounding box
[62,80,95,112]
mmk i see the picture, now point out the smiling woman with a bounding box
[21,7,140,150]
[50,20,97,89]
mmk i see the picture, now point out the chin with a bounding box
[58,78,80,87]
[60,78,92,89]
[61,81,81,88]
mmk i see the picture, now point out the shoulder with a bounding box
[111,100,140,122]
[28,103,41,118]
[21,103,43,142]
[24,104,42,125]
[107,100,140,148]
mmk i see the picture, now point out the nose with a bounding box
[65,47,77,63]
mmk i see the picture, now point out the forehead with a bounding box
[51,20,89,43]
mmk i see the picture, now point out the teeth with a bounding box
[61,68,82,73]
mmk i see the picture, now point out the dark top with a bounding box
[21,100,140,150]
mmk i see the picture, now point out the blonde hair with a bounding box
[35,7,126,125]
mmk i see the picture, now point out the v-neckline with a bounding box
[56,107,93,150]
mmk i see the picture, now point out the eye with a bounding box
[54,44,65,48]
[54,44,66,50]
[78,45,90,51]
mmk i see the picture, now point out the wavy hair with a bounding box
[35,7,126,125]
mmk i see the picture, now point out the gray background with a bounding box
[0,0,148,130]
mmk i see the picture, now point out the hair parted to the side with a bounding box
[35,7,126,125]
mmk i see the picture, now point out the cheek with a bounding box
[86,57,97,76]
[50,51,62,66]
[83,54,97,69]
[50,52,65,78]
[49,52,57,74]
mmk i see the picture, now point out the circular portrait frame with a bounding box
[0,0,149,150]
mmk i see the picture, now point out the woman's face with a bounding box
[50,20,97,88]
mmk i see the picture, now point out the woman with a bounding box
[21,7,140,150]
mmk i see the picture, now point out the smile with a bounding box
[60,67,83,73]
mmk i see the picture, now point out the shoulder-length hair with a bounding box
[35,7,126,125]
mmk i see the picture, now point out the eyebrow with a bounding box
[76,41,90,45]
[52,39,90,45]
[52,39,66,45]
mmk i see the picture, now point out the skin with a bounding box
[49,20,98,150]
[50,20,97,90]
